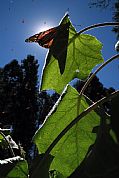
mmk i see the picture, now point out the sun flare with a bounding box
[34,22,56,34]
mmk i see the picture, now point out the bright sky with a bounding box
[0,0,119,89]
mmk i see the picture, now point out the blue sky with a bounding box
[0,0,119,89]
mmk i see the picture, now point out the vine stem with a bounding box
[37,90,119,169]
[68,22,119,46]
[0,131,15,157]
[80,54,119,95]
[78,22,119,35]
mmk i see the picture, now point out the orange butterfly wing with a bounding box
[25,23,70,48]
[25,27,58,48]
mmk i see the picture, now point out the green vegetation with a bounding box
[0,14,119,178]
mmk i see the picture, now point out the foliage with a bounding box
[12,55,39,155]
[112,0,119,39]
[38,91,59,124]
[41,15,103,93]
[0,156,28,178]
[0,55,39,158]
[34,85,101,177]
[0,14,119,178]
[89,0,112,9]
[73,75,115,114]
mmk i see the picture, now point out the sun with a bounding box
[34,21,56,34]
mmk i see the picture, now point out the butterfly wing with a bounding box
[25,27,58,48]
[25,22,70,74]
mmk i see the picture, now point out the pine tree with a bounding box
[112,0,119,39]
[12,55,39,157]
[0,56,39,159]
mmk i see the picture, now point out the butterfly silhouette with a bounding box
[25,22,70,48]
[25,22,70,74]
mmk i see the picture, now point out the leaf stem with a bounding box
[39,90,119,167]
[80,54,119,95]
[78,22,119,34]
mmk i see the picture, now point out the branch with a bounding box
[78,22,119,35]
[80,54,119,95]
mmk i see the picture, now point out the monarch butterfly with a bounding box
[25,22,70,74]
[25,22,70,48]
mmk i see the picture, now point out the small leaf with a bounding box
[0,156,28,178]
[40,15,104,93]
[110,129,118,144]
[0,133,4,143]
[34,85,100,177]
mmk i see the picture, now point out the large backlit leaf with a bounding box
[34,85,101,177]
[69,120,119,178]
[40,15,104,93]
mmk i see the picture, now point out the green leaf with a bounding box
[0,133,8,148]
[6,161,28,178]
[0,133,4,143]
[110,129,118,144]
[69,120,119,178]
[0,156,28,178]
[50,170,65,178]
[40,15,104,93]
[34,85,100,177]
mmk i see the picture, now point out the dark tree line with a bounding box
[0,55,39,158]
[73,76,115,114]
[112,0,119,39]
[89,0,113,9]
[89,0,112,9]
[0,55,59,159]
